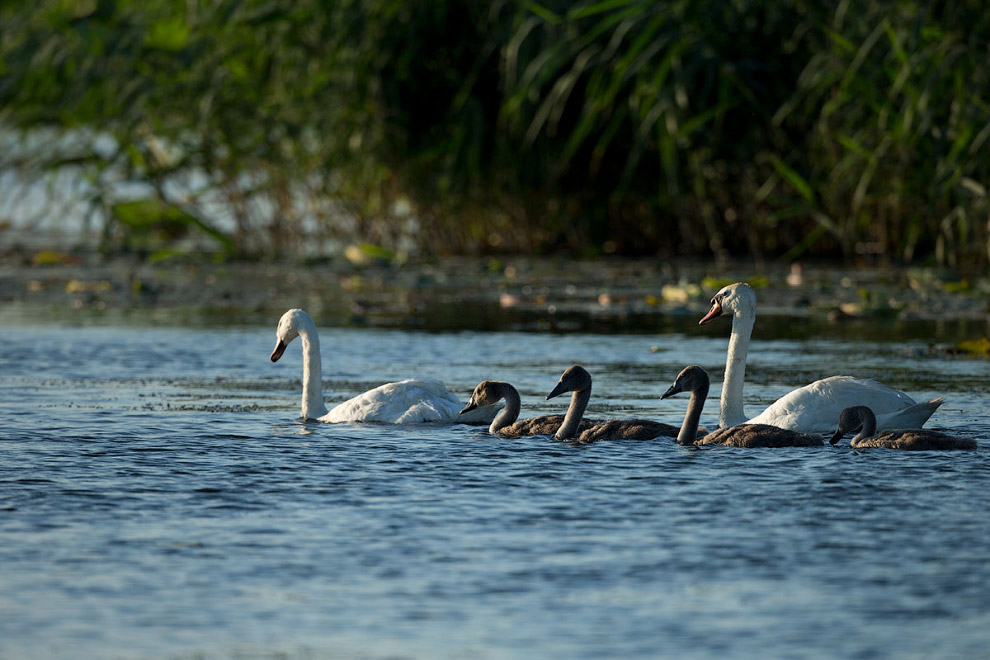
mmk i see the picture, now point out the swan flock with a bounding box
[269,282,971,449]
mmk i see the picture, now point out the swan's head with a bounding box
[661,365,710,399]
[546,365,592,400]
[699,282,756,326]
[460,380,505,415]
[270,308,311,362]
[829,405,874,445]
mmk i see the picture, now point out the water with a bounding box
[1,320,988,659]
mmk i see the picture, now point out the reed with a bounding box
[0,0,987,271]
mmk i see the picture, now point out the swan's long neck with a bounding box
[852,410,877,443]
[554,387,591,440]
[489,383,521,434]
[298,323,329,420]
[678,380,710,446]
[720,309,754,429]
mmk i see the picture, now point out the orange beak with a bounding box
[699,301,723,326]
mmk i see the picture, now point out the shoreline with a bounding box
[1,252,988,330]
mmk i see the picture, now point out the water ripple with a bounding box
[0,325,988,659]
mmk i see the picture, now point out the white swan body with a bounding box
[321,378,483,424]
[270,309,499,424]
[701,283,943,433]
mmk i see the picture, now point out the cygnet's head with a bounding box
[270,308,311,362]
[546,365,592,400]
[829,405,874,445]
[699,282,756,326]
[460,380,504,415]
[660,365,710,399]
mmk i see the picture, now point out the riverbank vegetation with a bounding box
[1,1,988,272]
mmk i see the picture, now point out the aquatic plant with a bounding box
[0,0,987,272]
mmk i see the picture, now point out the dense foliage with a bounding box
[1,0,988,270]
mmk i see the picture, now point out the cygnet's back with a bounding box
[696,424,824,448]
[831,405,976,451]
[461,379,598,437]
[853,431,976,450]
[500,414,589,439]
[547,365,688,443]
[661,364,822,447]
[571,418,682,444]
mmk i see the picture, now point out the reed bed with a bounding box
[1,0,987,272]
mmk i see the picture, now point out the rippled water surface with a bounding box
[1,319,988,659]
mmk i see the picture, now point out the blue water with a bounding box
[1,322,988,659]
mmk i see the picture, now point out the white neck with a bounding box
[720,308,754,428]
[297,320,329,420]
[554,387,591,440]
[489,383,521,434]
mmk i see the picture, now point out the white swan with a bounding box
[270,309,500,424]
[700,282,943,433]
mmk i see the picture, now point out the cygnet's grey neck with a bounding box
[678,378,710,445]
[554,387,591,441]
[852,408,878,443]
[489,382,521,434]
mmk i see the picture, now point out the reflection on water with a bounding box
[0,320,988,660]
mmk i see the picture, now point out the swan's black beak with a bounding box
[546,380,567,400]
[270,340,287,362]
[459,401,478,415]
[699,300,723,326]
[828,429,844,446]
[660,383,681,399]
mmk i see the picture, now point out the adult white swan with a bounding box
[700,282,942,433]
[270,309,500,424]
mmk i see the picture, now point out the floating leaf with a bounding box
[943,279,970,293]
[955,337,990,356]
[32,250,76,266]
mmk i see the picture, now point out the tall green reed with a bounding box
[0,0,987,270]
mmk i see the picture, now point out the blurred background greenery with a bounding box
[1,0,988,273]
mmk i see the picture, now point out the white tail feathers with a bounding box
[875,397,944,430]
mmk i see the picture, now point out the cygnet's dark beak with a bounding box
[270,339,287,362]
[546,380,568,400]
[660,383,682,399]
[459,401,478,415]
[699,300,723,326]
[828,429,844,446]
